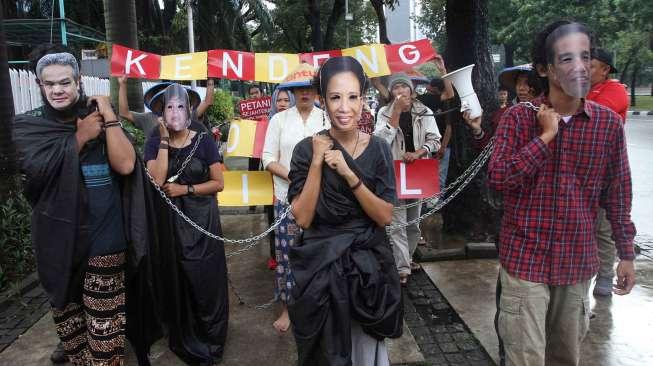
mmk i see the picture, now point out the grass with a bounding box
[630,95,653,111]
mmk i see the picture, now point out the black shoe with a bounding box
[50,342,67,364]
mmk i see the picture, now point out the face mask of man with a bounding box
[547,29,592,98]
[164,97,190,131]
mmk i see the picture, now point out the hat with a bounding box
[592,48,618,74]
[278,63,318,89]
[148,85,201,116]
[498,64,533,91]
[143,82,174,105]
[388,73,413,94]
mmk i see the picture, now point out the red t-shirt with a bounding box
[586,79,629,122]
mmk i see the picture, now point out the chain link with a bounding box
[167,132,205,183]
[388,137,495,232]
[144,163,291,245]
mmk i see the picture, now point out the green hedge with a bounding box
[0,193,34,291]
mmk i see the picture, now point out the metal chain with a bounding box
[394,133,496,210]
[227,276,276,310]
[167,132,205,183]
[144,163,291,244]
[519,101,541,112]
[388,137,495,232]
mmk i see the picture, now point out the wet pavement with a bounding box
[1,117,652,365]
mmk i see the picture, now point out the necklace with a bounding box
[169,129,191,149]
[349,131,360,158]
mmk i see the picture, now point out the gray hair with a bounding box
[35,52,80,80]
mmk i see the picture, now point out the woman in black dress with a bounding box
[144,83,228,366]
[287,57,403,365]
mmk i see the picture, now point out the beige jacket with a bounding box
[374,99,441,159]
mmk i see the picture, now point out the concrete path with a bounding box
[423,258,653,366]
[0,212,424,365]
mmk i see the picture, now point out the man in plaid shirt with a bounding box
[489,21,636,365]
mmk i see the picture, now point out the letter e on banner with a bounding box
[386,39,437,74]
[299,50,343,68]
[218,171,274,206]
[110,44,161,78]
[160,52,208,80]
[394,159,440,199]
[207,50,255,80]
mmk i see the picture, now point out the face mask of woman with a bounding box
[164,96,190,131]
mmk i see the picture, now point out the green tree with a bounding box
[103,0,144,111]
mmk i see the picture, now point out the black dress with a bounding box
[286,131,403,365]
[143,127,228,365]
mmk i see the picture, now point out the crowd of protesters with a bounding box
[11,18,637,366]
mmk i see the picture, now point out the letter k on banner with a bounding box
[110,44,161,79]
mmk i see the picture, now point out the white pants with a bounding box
[351,321,390,366]
[389,199,421,275]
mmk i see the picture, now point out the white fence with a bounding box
[9,69,208,115]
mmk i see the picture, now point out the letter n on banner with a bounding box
[342,44,390,77]
[160,52,208,80]
[225,119,257,157]
[110,44,161,78]
[218,171,274,206]
[385,39,437,74]
[254,53,300,83]
[207,50,255,80]
[394,159,439,199]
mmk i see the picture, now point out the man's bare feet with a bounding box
[273,307,291,332]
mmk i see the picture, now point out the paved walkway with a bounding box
[0,212,430,365]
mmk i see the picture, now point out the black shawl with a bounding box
[287,132,403,366]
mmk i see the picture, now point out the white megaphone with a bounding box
[442,64,482,119]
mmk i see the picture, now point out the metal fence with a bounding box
[8,69,205,115]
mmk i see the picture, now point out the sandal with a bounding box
[399,273,409,286]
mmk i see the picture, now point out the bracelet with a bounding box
[103,120,122,129]
[159,142,169,150]
[350,178,363,191]
[160,136,170,142]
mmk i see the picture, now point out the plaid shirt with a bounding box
[489,96,636,285]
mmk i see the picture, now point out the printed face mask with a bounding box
[548,32,591,98]
[164,97,190,131]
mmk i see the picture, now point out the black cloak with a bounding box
[286,132,403,366]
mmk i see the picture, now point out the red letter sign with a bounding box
[394,159,440,199]
[110,44,161,79]
[207,50,255,80]
[385,39,437,74]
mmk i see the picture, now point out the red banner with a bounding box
[238,96,272,120]
[207,49,255,80]
[110,44,161,79]
[252,117,269,159]
[299,50,343,68]
[394,159,440,199]
[386,39,437,74]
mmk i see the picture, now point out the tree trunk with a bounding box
[630,62,639,106]
[103,0,143,112]
[370,0,390,44]
[442,0,500,239]
[0,5,17,200]
[306,0,323,51]
[504,43,514,67]
[324,0,345,50]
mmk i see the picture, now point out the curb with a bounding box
[627,110,653,116]
[0,272,41,313]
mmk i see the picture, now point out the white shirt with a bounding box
[262,106,329,202]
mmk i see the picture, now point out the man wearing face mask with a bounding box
[586,48,630,297]
[488,22,636,365]
[374,73,441,285]
[13,44,137,365]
